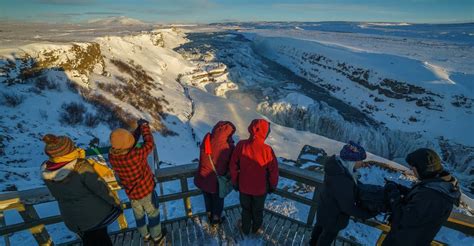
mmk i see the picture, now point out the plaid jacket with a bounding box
[109,124,155,200]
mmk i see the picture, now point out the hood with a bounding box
[41,159,78,182]
[203,121,236,155]
[421,172,461,206]
[211,121,236,145]
[248,119,270,142]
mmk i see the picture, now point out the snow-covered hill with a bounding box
[0,28,193,190]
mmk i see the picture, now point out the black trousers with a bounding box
[309,225,339,246]
[239,192,266,234]
[203,192,224,220]
[82,227,112,246]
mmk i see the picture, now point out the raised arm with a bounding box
[135,123,154,157]
[333,177,373,220]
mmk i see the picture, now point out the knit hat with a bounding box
[110,128,135,150]
[42,134,75,158]
[340,141,367,161]
[406,148,443,179]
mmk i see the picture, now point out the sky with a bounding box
[0,0,473,24]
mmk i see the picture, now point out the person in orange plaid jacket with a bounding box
[109,119,166,244]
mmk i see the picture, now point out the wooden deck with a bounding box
[61,206,358,246]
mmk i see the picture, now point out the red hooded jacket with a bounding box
[194,121,236,194]
[229,119,279,196]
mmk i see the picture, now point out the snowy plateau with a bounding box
[0,20,473,245]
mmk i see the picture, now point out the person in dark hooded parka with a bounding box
[194,121,236,224]
[382,148,461,246]
[229,119,279,235]
[310,141,373,246]
[41,134,121,246]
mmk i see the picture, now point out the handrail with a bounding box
[0,150,473,245]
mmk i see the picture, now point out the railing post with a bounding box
[153,144,168,220]
[0,211,11,246]
[376,233,387,246]
[306,187,318,226]
[180,178,193,217]
[19,205,53,246]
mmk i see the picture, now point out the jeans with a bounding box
[203,192,224,221]
[239,192,266,234]
[82,227,112,246]
[309,225,339,246]
[130,191,162,239]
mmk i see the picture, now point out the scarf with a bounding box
[45,148,85,171]
[337,156,360,183]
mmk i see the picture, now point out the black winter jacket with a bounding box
[42,159,120,233]
[315,156,372,231]
[382,173,461,246]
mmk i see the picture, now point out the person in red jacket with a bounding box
[229,119,279,235]
[108,119,166,244]
[194,121,236,225]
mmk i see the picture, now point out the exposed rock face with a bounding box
[282,49,444,111]
[452,94,474,109]
[151,32,165,47]
[3,43,104,86]
[439,137,474,193]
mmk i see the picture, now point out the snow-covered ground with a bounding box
[0,20,473,245]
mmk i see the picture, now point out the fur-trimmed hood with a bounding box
[41,159,78,182]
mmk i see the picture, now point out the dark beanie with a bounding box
[340,141,367,161]
[42,134,75,158]
[406,148,443,179]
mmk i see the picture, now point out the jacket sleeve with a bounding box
[390,189,432,230]
[333,177,372,220]
[81,164,120,207]
[135,124,154,158]
[133,125,141,144]
[267,148,279,189]
[229,143,242,186]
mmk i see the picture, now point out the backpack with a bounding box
[356,182,387,215]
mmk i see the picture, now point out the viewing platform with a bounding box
[0,146,472,245]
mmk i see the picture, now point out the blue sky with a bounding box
[0,0,472,23]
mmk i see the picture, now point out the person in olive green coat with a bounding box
[41,134,121,246]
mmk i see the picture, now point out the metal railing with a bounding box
[0,146,473,245]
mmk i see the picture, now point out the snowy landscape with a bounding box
[0,18,473,245]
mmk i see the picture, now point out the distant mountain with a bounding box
[87,16,147,26]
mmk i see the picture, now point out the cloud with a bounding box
[272,3,404,15]
[83,12,123,16]
[112,0,218,16]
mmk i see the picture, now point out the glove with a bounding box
[384,178,410,196]
[137,118,149,126]
[384,181,398,193]
[384,181,401,206]
[396,184,411,196]
[233,185,239,192]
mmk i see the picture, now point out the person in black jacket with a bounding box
[309,141,373,246]
[383,148,461,246]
